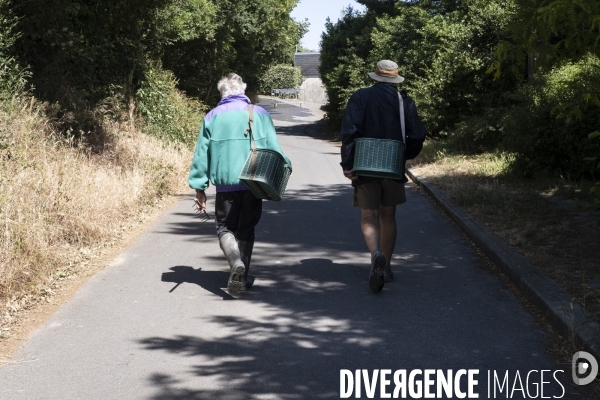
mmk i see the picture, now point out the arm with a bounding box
[403,96,427,160]
[194,190,207,212]
[188,120,211,191]
[340,91,363,177]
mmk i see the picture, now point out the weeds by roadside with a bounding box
[0,95,194,336]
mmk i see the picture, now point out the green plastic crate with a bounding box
[353,138,405,179]
[239,149,292,201]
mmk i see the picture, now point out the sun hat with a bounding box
[368,60,405,83]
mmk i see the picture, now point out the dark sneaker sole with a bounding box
[369,253,385,293]
[384,267,393,282]
[227,264,246,293]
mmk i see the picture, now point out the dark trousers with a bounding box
[215,190,262,241]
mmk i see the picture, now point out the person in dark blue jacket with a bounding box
[340,59,427,293]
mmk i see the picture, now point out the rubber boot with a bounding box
[219,233,246,293]
[238,239,255,289]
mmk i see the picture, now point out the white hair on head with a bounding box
[217,73,247,98]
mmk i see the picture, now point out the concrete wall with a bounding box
[299,78,327,104]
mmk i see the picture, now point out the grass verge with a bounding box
[408,140,600,322]
[0,95,194,338]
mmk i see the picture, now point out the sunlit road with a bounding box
[0,100,582,399]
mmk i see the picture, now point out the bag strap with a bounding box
[245,104,254,139]
[244,104,270,198]
[245,104,259,180]
[398,92,406,144]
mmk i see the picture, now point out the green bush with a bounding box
[0,2,29,98]
[259,64,303,94]
[136,66,206,145]
[503,54,600,178]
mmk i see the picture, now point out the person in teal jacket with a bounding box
[189,73,290,293]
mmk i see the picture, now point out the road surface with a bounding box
[0,100,581,399]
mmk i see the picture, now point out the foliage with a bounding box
[2,0,171,105]
[502,55,600,178]
[0,0,306,132]
[136,66,206,144]
[320,0,518,139]
[296,44,316,53]
[491,0,600,78]
[259,64,304,94]
[492,0,600,191]
[149,0,217,50]
[0,0,29,97]
[319,7,375,126]
[407,0,517,138]
[160,0,308,104]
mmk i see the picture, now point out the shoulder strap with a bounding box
[245,104,259,179]
[398,92,406,144]
[245,104,254,138]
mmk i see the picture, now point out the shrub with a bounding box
[320,7,374,129]
[0,94,192,329]
[0,2,29,98]
[503,54,600,178]
[319,1,517,136]
[258,64,303,94]
[136,66,206,145]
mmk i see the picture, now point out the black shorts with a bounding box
[215,190,262,241]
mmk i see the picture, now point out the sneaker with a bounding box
[369,251,385,293]
[383,264,393,282]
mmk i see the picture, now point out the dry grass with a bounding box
[0,96,193,335]
[409,140,600,321]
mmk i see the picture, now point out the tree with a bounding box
[319,6,375,125]
[0,0,308,127]
[161,0,308,103]
[3,0,175,106]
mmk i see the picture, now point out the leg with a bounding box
[215,191,242,240]
[379,179,406,282]
[236,190,263,243]
[354,181,385,293]
[379,205,397,266]
[379,205,396,282]
[214,191,246,292]
[236,190,262,289]
[361,208,380,254]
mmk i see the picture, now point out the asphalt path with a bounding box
[0,100,582,399]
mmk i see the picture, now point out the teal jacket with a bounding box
[188,94,290,191]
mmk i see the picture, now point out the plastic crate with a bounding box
[353,138,405,179]
[239,149,292,201]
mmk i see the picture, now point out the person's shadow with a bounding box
[161,266,236,300]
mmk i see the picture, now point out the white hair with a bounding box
[217,73,247,98]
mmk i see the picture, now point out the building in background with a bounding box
[294,52,327,104]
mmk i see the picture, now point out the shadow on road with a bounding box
[161,266,235,300]
[137,182,574,399]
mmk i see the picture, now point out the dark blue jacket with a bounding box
[340,82,427,182]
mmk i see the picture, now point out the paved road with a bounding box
[0,100,582,399]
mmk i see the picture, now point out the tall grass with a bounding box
[0,95,194,330]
